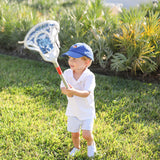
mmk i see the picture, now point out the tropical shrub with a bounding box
[0,0,159,75]
[111,8,160,74]
[0,1,45,49]
[58,0,118,68]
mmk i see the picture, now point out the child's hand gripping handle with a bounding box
[53,61,69,89]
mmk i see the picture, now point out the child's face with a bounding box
[68,56,89,71]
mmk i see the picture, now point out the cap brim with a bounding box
[62,51,83,58]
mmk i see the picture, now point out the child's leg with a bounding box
[81,118,94,145]
[81,119,96,157]
[83,130,96,157]
[82,130,94,146]
[71,132,80,149]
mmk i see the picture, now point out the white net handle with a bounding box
[20,20,69,89]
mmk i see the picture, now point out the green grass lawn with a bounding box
[0,54,159,160]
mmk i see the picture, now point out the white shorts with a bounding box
[67,116,94,133]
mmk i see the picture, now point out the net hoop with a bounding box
[24,20,60,62]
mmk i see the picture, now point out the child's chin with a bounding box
[70,66,75,70]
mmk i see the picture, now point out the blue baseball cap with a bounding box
[62,43,94,61]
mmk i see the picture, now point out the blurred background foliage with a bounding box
[0,0,159,75]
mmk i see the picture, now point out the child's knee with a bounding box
[72,132,80,138]
[82,130,92,140]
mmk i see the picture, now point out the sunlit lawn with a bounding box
[0,54,159,159]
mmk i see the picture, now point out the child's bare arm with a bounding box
[61,86,90,98]
[69,88,90,97]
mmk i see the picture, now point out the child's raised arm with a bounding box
[61,86,90,98]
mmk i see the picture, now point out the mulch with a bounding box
[1,48,160,84]
[90,64,160,84]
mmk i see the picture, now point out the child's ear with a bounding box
[85,60,89,65]
[86,60,91,67]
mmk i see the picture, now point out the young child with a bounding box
[60,43,96,157]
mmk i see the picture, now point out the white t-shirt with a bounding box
[60,68,96,120]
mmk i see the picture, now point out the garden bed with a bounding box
[1,48,160,84]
